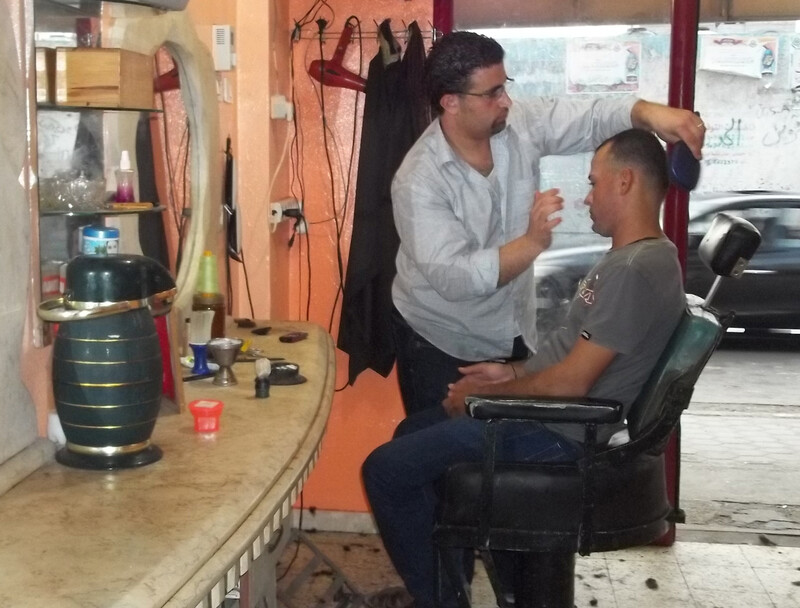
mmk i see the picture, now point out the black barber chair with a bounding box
[433,213,762,608]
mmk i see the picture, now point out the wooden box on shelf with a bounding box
[54,47,154,108]
[35,47,56,103]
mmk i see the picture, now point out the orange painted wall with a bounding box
[279,0,433,513]
[187,0,432,513]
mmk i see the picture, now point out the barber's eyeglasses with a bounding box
[460,77,514,100]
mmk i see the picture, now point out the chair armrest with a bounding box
[465,395,623,424]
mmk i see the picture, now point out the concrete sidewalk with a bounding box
[678,342,800,544]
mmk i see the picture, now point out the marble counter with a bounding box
[0,321,335,608]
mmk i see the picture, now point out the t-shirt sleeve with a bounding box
[582,264,659,355]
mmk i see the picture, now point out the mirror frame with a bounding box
[114,5,220,314]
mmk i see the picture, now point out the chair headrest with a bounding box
[698,212,762,278]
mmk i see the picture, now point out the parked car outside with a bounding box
[534,191,800,338]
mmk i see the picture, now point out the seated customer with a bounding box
[362,128,687,608]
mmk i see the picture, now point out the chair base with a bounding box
[438,548,577,608]
[513,551,576,608]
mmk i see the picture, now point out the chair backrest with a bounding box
[624,296,727,445]
[619,211,761,452]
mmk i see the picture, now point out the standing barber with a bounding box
[390,31,705,416]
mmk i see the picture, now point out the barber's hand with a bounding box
[527,189,564,252]
[632,100,706,159]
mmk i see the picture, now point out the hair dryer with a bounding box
[308,23,367,93]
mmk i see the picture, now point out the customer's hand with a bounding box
[443,362,514,417]
[443,379,476,417]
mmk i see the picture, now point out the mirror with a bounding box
[32,2,220,345]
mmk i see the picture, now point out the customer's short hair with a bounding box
[599,129,670,199]
[425,31,505,114]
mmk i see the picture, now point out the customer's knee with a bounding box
[361,443,389,497]
[394,406,449,439]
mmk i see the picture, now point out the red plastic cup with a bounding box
[188,399,224,433]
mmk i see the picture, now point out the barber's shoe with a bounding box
[363,585,415,608]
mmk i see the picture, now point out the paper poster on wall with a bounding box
[699,35,779,79]
[36,111,80,178]
[792,36,800,89]
[761,37,778,76]
[566,39,640,94]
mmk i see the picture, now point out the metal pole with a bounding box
[433,0,454,36]
[664,0,701,274]
[660,0,701,546]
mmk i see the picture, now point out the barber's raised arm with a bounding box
[631,99,706,159]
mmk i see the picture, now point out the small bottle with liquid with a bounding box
[115,150,135,202]
[192,250,225,338]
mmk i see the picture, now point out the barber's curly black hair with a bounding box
[425,31,505,115]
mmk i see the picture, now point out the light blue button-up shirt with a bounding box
[391,95,637,361]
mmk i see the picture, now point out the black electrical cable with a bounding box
[315,20,345,290]
[174,123,190,274]
[154,51,190,276]
[311,20,349,327]
[325,15,363,336]
[310,17,364,336]
[289,3,364,329]
[314,24,341,294]
[238,249,256,319]
[289,43,306,212]
[154,54,182,238]
[276,491,304,583]
[292,0,334,34]
[288,29,312,321]
[162,117,189,275]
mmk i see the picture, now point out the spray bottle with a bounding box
[115,150,135,202]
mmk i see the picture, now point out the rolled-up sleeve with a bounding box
[392,166,501,301]
[515,96,637,157]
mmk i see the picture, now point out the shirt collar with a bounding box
[430,117,514,172]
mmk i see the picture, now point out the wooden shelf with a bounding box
[40,204,165,217]
[37,103,161,113]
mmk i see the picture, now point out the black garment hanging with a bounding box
[337,20,430,386]
[135,113,170,269]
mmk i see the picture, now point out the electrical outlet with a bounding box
[269,198,302,225]
[270,202,284,224]
[270,94,294,121]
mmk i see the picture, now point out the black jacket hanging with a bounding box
[337,20,430,385]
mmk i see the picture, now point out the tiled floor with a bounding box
[274,346,800,607]
[276,530,800,608]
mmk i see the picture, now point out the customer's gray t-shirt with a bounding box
[524,237,685,444]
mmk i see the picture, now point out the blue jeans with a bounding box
[362,407,583,608]
[390,309,472,416]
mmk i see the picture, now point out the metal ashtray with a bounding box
[269,361,307,385]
